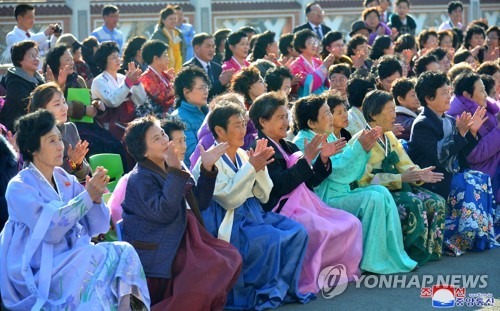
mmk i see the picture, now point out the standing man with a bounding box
[175,5,195,61]
[439,1,464,31]
[293,2,331,40]
[91,5,124,51]
[183,33,235,99]
[6,4,59,63]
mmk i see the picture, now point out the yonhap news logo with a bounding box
[318,264,349,299]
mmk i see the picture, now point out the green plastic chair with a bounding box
[88,153,124,192]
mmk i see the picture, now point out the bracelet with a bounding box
[66,157,83,171]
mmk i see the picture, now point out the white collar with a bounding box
[395,106,418,118]
[195,56,209,69]
[308,21,321,30]
[14,26,32,35]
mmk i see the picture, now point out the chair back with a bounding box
[88,153,124,192]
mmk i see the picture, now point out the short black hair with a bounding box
[28,82,64,112]
[279,33,294,56]
[15,109,56,162]
[124,116,158,162]
[44,44,69,78]
[94,41,120,71]
[208,103,245,139]
[463,25,485,49]
[362,8,380,21]
[214,28,231,51]
[370,35,392,61]
[415,71,449,106]
[251,59,276,78]
[376,55,403,80]
[428,47,448,62]
[391,78,415,106]
[329,63,351,79]
[11,40,37,68]
[453,71,480,96]
[347,34,368,57]
[230,66,262,102]
[452,49,472,65]
[224,30,247,62]
[249,92,288,131]
[362,90,394,122]
[14,4,34,20]
[448,62,474,83]
[161,115,186,139]
[477,61,500,76]
[239,26,257,36]
[396,0,410,6]
[173,66,210,108]
[265,66,293,92]
[321,31,343,59]
[293,94,325,131]
[251,30,276,62]
[438,30,454,46]
[294,29,317,54]
[325,92,347,112]
[414,54,438,76]
[305,2,319,14]
[480,74,495,97]
[192,32,213,47]
[418,29,438,49]
[447,1,463,14]
[102,5,118,16]
[122,36,147,68]
[363,0,379,8]
[158,6,176,28]
[141,40,168,65]
[394,34,417,53]
[347,74,376,108]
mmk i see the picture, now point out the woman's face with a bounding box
[470,79,487,106]
[309,103,334,134]
[169,130,187,162]
[371,100,397,132]
[184,77,209,107]
[145,123,169,165]
[424,35,438,50]
[329,73,348,96]
[44,91,68,123]
[73,48,83,62]
[364,12,380,29]
[217,114,247,148]
[248,76,267,101]
[398,88,420,112]
[384,43,395,55]
[154,49,170,71]
[230,37,250,60]
[33,125,64,169]
[59,49,74,74]
[426,84,451,115]
[438,55,451,72]
[302,37,320,57]
[266,41,280,56]
[260,105,289,141]
[20,47,40,73]
[331,104,349,131]
[439,35,453,50]
[353,42,369,59]
[280,77,292,95]
[327,39,345,58]
[487,31,499,48]
[469,33,485,48]
[379,71,401,92]
[106,51,121,72]
[162,14,178,30]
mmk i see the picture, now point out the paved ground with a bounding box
[273,248,500,311]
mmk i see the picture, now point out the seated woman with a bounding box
[91,41,147,141]
[249,30,280,64]
[139,40,176,117]
[192,104,313,310]
[391,78,420,140]
[289,29,335,97]
[409,71,498,255]
[320,31,353,67]
[119,36,148,74]
[293,92,418,273]
[356,90,447,265]
[447,72,499,209]
[44,45,127,167]
[0,110,150,310]
[28,83,91,182]
[171,66,211,168]
[122,116,242,310]
[345,74,377,136]
[0,41,45,132]
[189,93,257,170]
[222,30,250,74]
[328,64,351,102]
[249,92,363,292]
[230,66,268,109]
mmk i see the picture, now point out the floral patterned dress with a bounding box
[357,130,446,265]
[138,67,175,117]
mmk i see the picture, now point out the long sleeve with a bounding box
[191,165,218,211]
[290,58,327,93]
[466,127,500,165]
[331,137,370,184]
[212,161,258,210]
[91,75,130,108]
[130,83,147,107]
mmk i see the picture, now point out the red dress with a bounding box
[139,67,175,114]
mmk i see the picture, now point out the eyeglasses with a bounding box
[108,54,121,60]
[193,85,210,92]
[306,40,320,47]
[330,76,348,84]
[26,52,39,59]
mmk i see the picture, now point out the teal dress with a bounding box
[294,130,417,273]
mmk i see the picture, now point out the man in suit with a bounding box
[183,33,234,100]
[293,2,331,39]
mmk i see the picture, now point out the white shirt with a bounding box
[195,56,209,73]
[6,26,56,61]
[309,22,323,38]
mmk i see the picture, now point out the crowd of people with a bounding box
[0,1,499,310]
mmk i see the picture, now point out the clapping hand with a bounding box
[67,140,89,166]
[456,111,473,137]
[125,62,142,84]
[358,127,382,152]
[200,143,229,171]
[418,166,444,183]
[392,123,405,137]
[85,166,110,204]
[163,141,181,170]
[469,106,488,137]
[320,137,346,162]
[57,64,72,86]
[303,134,325,165]
[248,139,275,172]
